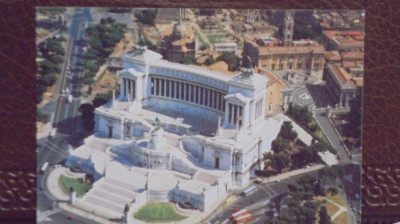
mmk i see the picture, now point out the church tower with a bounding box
[283,10,294,46]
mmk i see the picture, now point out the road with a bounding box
[37,7,96,224]
[207,170,320,224]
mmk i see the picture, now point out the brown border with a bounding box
[0,0,399,223]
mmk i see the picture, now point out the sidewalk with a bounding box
[36,122,53,139]
[263,164,325,184]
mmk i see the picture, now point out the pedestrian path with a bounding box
[46,166,70,201]
[323,197,347,220]
[315,110,351,163]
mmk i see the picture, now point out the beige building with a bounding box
[257,68,290,116]
[243,39,326,80]
[325,64,363,110]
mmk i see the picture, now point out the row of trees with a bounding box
[37,36,66,103]
[83,17,126,85]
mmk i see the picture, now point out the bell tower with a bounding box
[283,10,294,46]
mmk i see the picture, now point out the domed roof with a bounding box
[172,22,187,38]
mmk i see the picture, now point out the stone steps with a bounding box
[75,177,140,219]
[315,112,350,163]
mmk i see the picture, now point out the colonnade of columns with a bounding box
[122,78,135,99]
[227,103,243,127]
[254,99,263,120]
[150,77,226,112]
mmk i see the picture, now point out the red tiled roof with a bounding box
[325,51,341,61]
[259,44,325,55]
[329,65,360,87]
[340,51,364,60]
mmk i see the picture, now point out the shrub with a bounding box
[38,73,57,86]
[83,77,95,85]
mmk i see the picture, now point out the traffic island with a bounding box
[134,202,187,223]
[58,174,92,197]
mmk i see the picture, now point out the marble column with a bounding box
[178,82,181,99]
[169,80,172,98]
[158,78,161,96]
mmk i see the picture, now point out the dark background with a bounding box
[0,0,399,223]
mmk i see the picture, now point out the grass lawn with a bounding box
[333,211,349,224]
[207,34,225,44]
[58,175,92,197]
[134,202,187,223]
[326,193,346,207]
[324,202,339,217]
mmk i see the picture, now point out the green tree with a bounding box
[279,121,298,141]
[135,9,157,26]
[47,38,65,55]
[271,152,290,173]
[39,60,60,75]
[271,137,290,153]
[85,62,99,73]
[204,56,216,65]
[137,37,157,51]
[83,77,95,85]
[84,49,100,61]
[38,73,57,86]
[48,55,64,64]
[36,83,46,103]
[319,206,333,224]
[216,52,240,71]
[179,55,197,65]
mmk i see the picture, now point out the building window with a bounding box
[289,64,293,69]
[185,83,189,101]
[315,63,319,69]
[190,84,194,102]
[151,77,154,95]
[279,64,283,70]
[200,87,203,105]
[297,63,302,69]
[155,78,160,95]
[171,81,175,98]
[166,80,170,97]
[272,64,275,70]
[160,79,165,96]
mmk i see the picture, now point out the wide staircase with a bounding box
[314,110,351,164]
[74,177,140,219]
